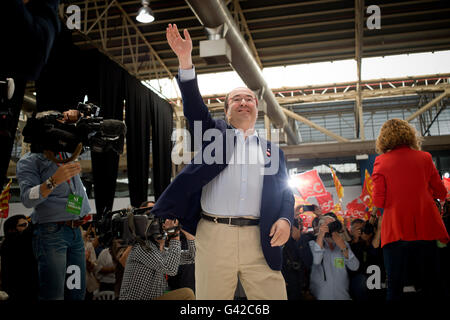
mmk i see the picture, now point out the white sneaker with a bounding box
[403,286,416,293]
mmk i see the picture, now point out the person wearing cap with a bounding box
[150,24,294,300]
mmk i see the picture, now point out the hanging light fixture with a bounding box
[136,0,154,23]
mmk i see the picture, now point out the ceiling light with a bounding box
[136,0,154,24]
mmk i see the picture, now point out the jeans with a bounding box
[32,223,86,300]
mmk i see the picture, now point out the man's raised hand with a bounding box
[166,23,193,69]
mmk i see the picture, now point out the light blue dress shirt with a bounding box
[179,67,265,218]
[16,152,91,224]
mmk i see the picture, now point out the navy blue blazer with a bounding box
[152,76,294,270]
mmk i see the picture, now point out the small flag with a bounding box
[359,169,374,210]
[329,166,344,200]
[0,179,12,219]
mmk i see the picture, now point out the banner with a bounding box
[293,170,327,199]
[359,169,374,210]
[315,192,334,213]
[299,212,315,231]
[294,195,312,219]
[329,165,344,200]
[345,198,368,220]
[0,179,12,219]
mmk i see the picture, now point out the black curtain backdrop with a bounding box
[82,49,125,217]
[124,74,152,207]
[35,28,85,112]
[150,92,173,200]
[34,27,174,214]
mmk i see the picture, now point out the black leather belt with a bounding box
[201,213,259,226]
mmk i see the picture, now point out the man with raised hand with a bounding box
[151,24,294,300]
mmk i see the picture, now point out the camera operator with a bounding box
[348,211,385,300]
[309,213,359,300]
[119,218,196,300]
[16,109,91,300]
[0,0,61,189]
[281,217,313,300]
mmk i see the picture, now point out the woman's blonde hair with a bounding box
[375,118,423,154]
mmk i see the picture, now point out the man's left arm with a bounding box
[269,149,294,247]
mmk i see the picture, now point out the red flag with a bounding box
[293,170,327,199]
[329,166,344,200]
[315,192,334,213]
[359,169,374,210]
[0,179,12,219]
[346,198,368,220]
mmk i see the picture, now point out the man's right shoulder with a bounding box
[17,152,43,165]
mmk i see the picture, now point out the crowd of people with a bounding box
[1,198,448,301]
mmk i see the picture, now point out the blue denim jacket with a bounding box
[16,152,91,224]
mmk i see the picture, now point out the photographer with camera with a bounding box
[309,213,359,300]
[119,217,196,300]
[281,217,313,300]
[16,109,91,300]
[348,211,385,300]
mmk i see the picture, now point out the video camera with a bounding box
[96,206,180,247]
[22,102,126,156]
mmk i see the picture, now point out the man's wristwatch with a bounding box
[45,176,57,190]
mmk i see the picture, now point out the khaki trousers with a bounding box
[194,216,287,300]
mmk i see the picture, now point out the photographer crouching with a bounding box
[119,215,196,300]
[348,209,385,301]
[16,109,91,300]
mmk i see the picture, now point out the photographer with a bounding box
[119,218,196,300]
[16,109,91,300]
[309,213,359,300]
[281,217,313,300]
[348,212,385,300]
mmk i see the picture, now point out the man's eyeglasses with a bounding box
[17,222,28,228]
[229,96,256,104]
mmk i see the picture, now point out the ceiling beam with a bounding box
[406,89,450,122]
[281,134,450,160]
[282,107,350,143]
[232,0,263,69]
[354,0,364,140]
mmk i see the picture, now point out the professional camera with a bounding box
[318,215,343,237]
[22,102,126,156]
[327,219,342,234]
[361,221,375,235]
[96,206,180,247]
